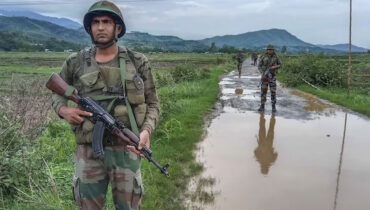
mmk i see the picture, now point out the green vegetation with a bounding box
[278,53,370,117]
[0,52,234,209]
[0,32,83,52]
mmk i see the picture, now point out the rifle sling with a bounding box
[64,86,76,97]
[119,53,140,136]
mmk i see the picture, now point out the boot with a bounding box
[272,104,277,113]
[258,104,265,112]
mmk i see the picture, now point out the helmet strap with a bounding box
[114,24,119,40]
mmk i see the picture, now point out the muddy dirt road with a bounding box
[191,61,370,210]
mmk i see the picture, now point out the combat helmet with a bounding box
[266,44,275,50]
[84,1,126,48]
[83,1,126,38]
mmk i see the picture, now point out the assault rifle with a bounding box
[258,68,273,88]
[46,73,169,177]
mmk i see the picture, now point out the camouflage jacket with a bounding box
[237,53,244,63]
[251,52,258,59]
[52,46,160,144]
[258,52,282,74]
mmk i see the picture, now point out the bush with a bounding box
[281,54,346,88]
[0,114,48,198]
[153,70,175,88]
[170,64,199,82]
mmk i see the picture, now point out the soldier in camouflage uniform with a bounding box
[258,44,282,113]
[51,1,159,209]
[236,50,244,78]
[251,52,258,66]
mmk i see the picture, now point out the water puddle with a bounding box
[290,90,335,112]
[195,111,370,210]
[222,88,258,95]
[219,80,235,85]
[189,64,370,210]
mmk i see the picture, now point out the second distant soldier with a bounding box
[258,44,282,113]
[251,52,258,66]
[236,50,244,78]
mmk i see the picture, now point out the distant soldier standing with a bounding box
[51,1,159,209]
[251,52,258,66]
[258,44,282,112]
[236,50,244,78]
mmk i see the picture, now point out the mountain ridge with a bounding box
[0,14,368,53]
[317,44,368,53]
[0,16,89,44]
[200,28,314,48]
[0,9,82,29]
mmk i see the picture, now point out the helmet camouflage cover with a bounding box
[83,0,126,37]
[266,44,275,50]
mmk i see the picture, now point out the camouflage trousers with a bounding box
[260,75,277,104]
[253,58,257,66]
[237,63,242,77]
[73,144,143,210]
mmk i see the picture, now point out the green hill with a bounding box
[201,28,313,48]
[120,32,208,52]
[317,44,368,53]
[0,16,89,44]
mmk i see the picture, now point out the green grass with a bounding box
[0,51,234,209]
[141,65,229,209]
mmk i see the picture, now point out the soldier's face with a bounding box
[91,15,121,44]
[267,49,274,55]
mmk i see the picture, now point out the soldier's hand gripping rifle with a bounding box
[258,68,273,88]
[46,73,170,177]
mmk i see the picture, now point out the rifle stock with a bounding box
[46,73,79,103]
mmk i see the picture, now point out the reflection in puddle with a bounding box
[255,114,277,174]
[333,113,347,210]
[222,88,258,95]
[235,88,243,94]
[194,111,370,210]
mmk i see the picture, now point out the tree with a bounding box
[219,45,238,53]
[209,42,217,53]
[281,46,287,54]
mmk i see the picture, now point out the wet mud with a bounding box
[188,60,370,210]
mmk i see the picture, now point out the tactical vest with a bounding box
[72,46,147,144]
[260,53,280,74]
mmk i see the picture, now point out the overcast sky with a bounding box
[1,0,369,48]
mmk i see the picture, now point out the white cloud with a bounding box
[175,1,206,8]
[239,1,271,13]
